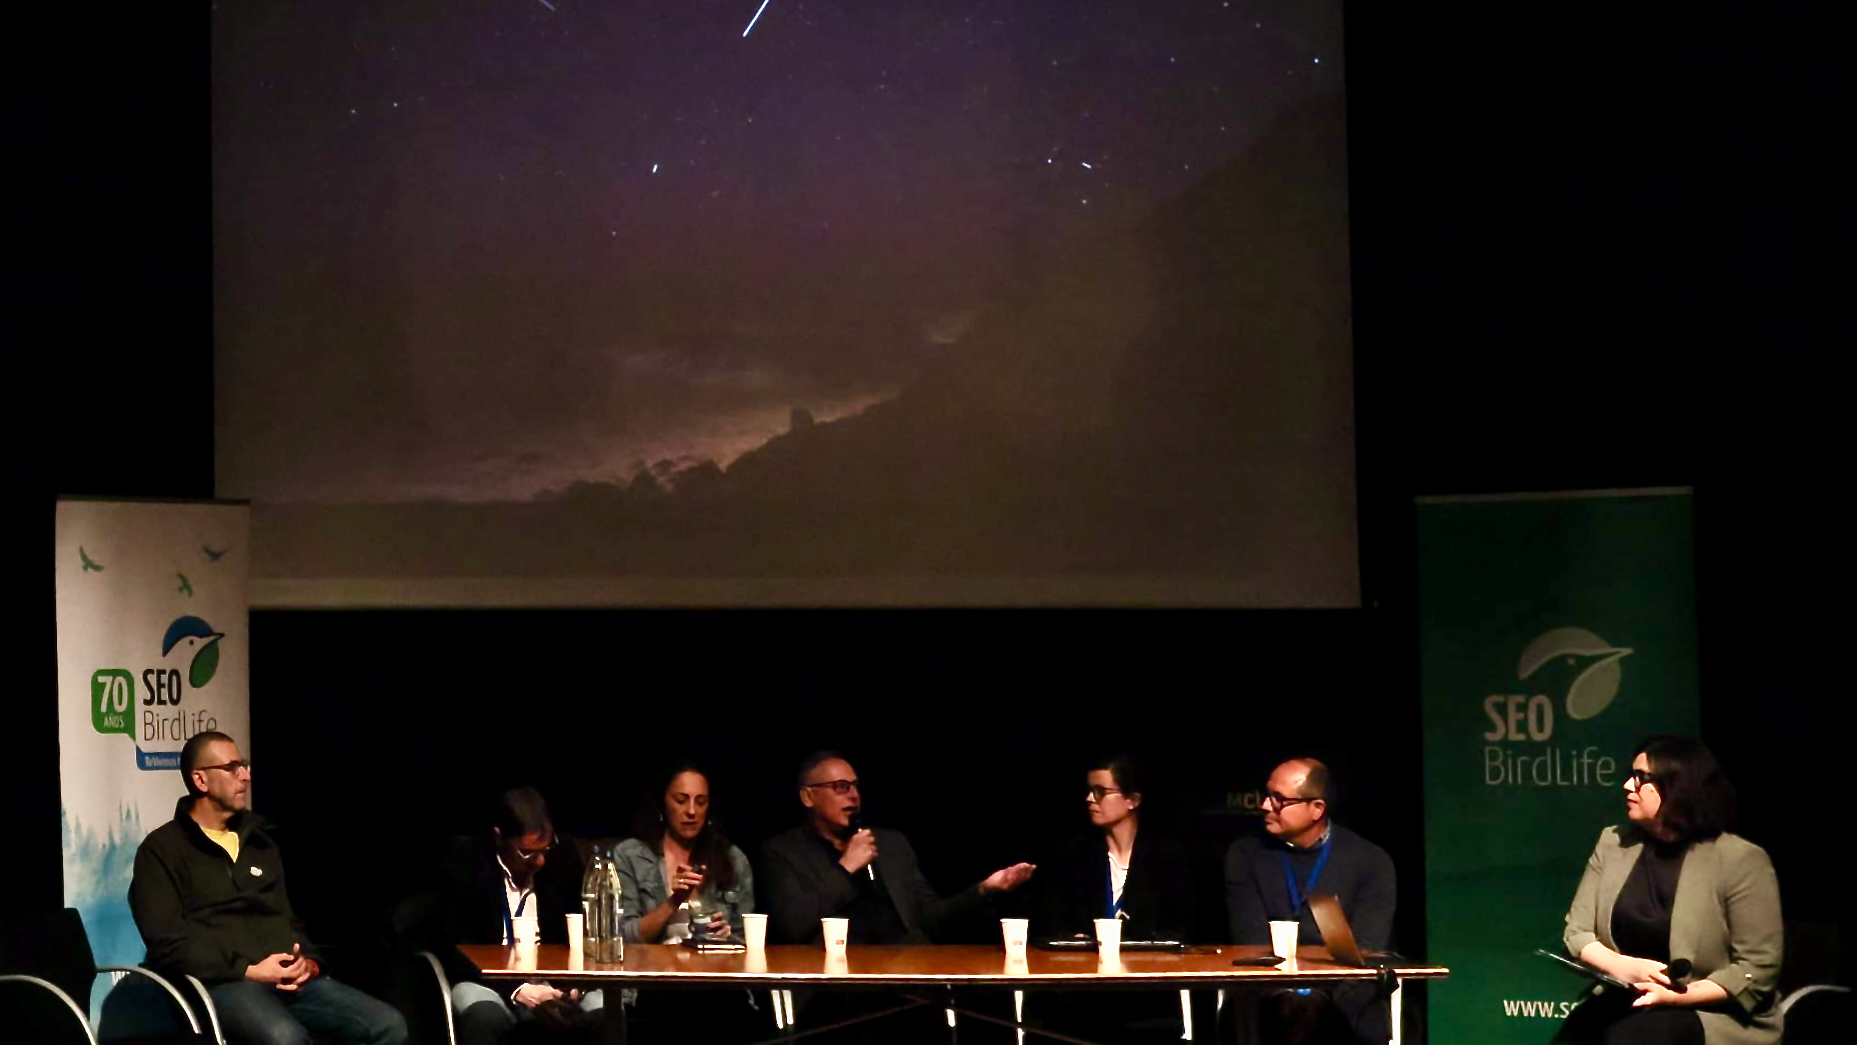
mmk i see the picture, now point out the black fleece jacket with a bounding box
[129,796,318,985]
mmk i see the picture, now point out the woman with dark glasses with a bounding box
[1558,736,1783,1045]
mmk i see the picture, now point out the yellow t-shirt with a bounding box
[202,826,241,863]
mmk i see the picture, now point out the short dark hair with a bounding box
[493,786,553,841]
[180,731,236,797]
[796,750,851,790]
[1090,754,1146,805]
[1635,736,1736,841]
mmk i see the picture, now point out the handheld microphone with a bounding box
[1665,958,1692,983]
[848,813,875,880]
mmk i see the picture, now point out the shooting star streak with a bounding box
[536,0,556,10]
[1080,162,1094,169]
[742,0,772,38]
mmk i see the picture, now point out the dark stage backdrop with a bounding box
[249,607,1424,952]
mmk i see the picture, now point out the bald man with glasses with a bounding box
[1224,758,1396,1045]
[761,751,1037,947]
[130,731,407,1045]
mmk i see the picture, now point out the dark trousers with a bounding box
[1554,991,1705,1045]
[208,977,408,1045]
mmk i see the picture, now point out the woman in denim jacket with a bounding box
[611,762,755,943]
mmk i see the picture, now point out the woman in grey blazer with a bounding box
[1559,736,1782,1045]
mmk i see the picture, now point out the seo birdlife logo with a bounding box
[91,616,226,771]
[1481,627,1632,788]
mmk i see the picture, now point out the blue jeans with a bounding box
[450,982,604,1045]
[209,976,408,1045]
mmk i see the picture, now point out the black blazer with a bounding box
[434,833,585,985]
[761,823,988,945]
[1030,832,1198,943]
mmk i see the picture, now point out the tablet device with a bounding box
[1534,948,1633,989]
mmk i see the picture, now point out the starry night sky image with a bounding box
[214,1,1358,605]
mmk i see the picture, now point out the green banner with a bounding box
[1418,489,1699,1042]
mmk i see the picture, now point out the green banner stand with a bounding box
[1418,489,1700,1041]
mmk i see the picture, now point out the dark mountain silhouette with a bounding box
[701,87,1357,600]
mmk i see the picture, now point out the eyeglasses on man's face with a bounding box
[804,779,860,795]
[1086,785,1126,803]
[198,760,253,776]
[511,835,557,861]
[1261,791,1315,811]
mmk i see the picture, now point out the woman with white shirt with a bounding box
[1032,754,1196,943]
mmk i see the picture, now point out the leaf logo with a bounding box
[1517,627,1633,720]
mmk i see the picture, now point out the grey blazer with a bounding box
[1563,826,1783,1045]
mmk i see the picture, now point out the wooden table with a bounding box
[460,943,1449,1044]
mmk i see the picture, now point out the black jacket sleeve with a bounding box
[1138,837,1198,943]
[1028,837,1094,940]
[1343,838,1397,953]
[886,832,988,943]
[1224,837,1270,945]
[129,837,247,983]
[762,830,860,945]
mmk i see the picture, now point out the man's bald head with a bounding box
[1262,757,1332,848]
[1279,758,1331,802]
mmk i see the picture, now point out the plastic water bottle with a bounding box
[600,857,626,962]
[580,852,604,952]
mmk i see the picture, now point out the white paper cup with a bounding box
[512,915,540,949]
[1268,920,1300,959]
[1004,954,1030,976]
[564,913,584,956]
[824,953,850,976]
[1000,918,1030,955]
[743,913,769,949]
[1093,917,1122,957]
[821,917,850,955]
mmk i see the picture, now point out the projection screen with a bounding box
[214,1,1358,607]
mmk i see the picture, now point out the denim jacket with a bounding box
[609,836,755,943]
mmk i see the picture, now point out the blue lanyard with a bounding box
[1105,857,1127,919]
[501,887,533,945]
[1279,840,1332,915]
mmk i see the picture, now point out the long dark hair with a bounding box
[632,762,737,893]
[1634,735,1737,841]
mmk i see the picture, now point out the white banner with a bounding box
[55,499,250,979]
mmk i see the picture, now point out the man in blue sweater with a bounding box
[1224,758,1396,1045]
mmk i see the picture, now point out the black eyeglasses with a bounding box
[1086,785,1126,803]
[198,760,253,775]
[804,779,860,795]
[1261,791,1316,810]
[1625,769,1662,790]
[512,836,557,861]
